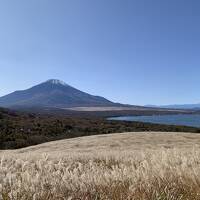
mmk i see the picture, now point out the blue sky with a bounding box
[0,0,200,105]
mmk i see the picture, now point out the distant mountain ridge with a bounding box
[146,104,200,110]
[0,79,115,108]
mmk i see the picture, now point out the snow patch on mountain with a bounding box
[46,79,69,86]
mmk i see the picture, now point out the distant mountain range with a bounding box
[0,79,116,108]
[146,104,200,110]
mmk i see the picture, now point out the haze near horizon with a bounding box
[0,0,200,105]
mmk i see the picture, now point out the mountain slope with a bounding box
[0,79,114,108]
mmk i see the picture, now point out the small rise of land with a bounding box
[1,132,200,199]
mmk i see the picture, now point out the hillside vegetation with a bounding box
[0,132,200,199]
[0,107,200,149]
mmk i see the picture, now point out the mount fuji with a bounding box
[0,79,115,108]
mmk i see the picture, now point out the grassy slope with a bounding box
[1,132,200,199]
[8,131,200,154]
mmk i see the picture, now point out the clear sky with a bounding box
[0,0,200,105]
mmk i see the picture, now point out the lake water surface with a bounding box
[108,114,200,128]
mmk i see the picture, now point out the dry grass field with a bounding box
[1,132,200,199]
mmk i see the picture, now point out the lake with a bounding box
[108,114,200,128]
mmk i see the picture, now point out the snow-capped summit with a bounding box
[46,79,69,86]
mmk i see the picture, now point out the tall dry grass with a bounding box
[1,132,200,200]
[0,148,200,200]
